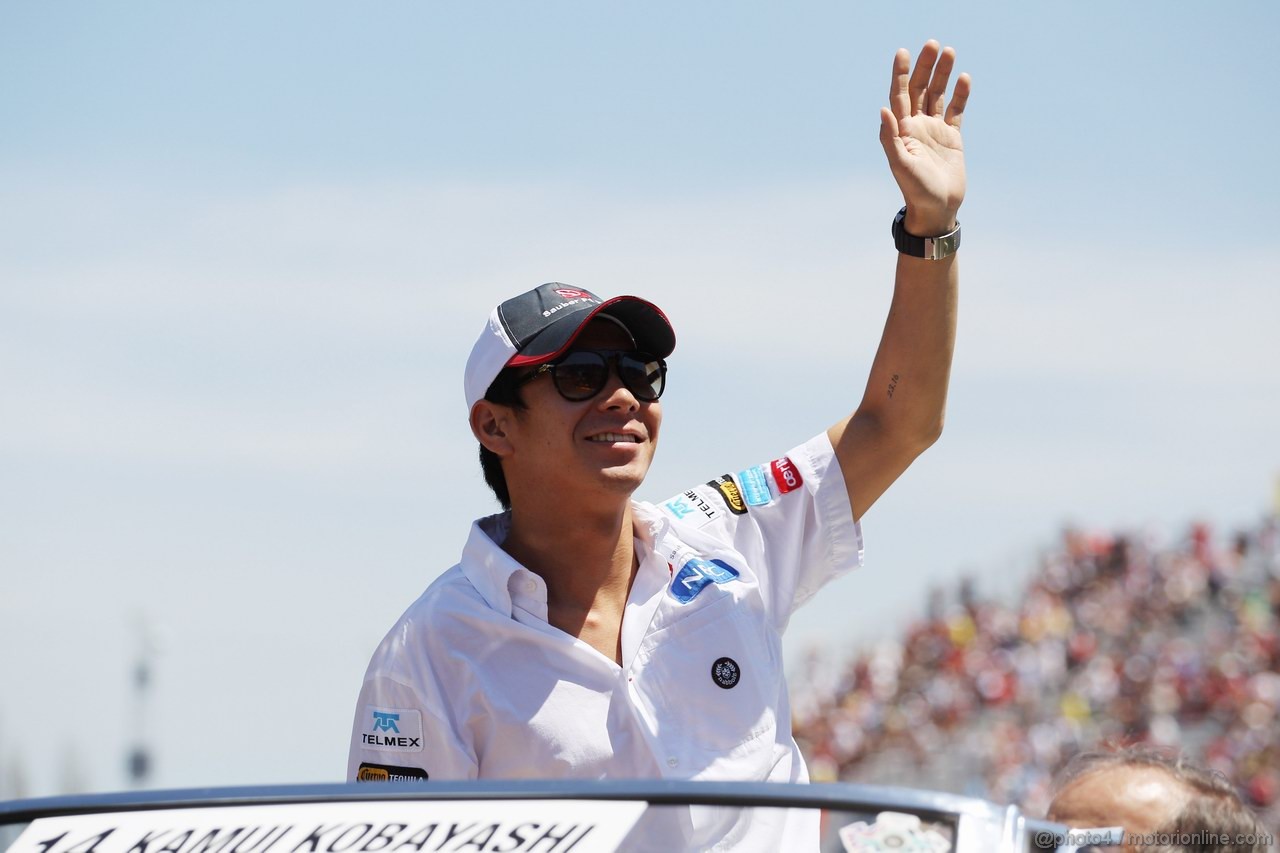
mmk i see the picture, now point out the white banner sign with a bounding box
[8,799,647,853]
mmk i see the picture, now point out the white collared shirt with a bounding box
[348,432,864,851]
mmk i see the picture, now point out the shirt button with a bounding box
[667,757,679,768]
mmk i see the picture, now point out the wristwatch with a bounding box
[892,206,961,260]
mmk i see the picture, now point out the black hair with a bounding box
[478,367,528,511]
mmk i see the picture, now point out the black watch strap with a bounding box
[892,206,961,260]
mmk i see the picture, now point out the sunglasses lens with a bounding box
[548,351,667,402]
[618,354,665,401]
[552,353,609,401]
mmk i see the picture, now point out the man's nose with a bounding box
[596,368,639,412]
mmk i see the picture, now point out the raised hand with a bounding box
[879,40,970,236]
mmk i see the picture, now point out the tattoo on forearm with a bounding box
[887,373,900,399]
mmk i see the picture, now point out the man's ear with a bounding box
[470,400,514,456]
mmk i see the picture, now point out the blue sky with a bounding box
[2,1,1277,799]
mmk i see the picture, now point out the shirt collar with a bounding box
[460,512,528,618]
[631,501,670,552]
[460,504,673,618]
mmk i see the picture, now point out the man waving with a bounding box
[349,41,970,852]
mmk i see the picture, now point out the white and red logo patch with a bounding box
[554,287,593,299]
[770,457,803,494]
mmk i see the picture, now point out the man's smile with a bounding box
[586,431,642,443]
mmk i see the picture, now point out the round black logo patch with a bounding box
[711,656,740,689]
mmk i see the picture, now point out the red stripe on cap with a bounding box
[505,296,670,367]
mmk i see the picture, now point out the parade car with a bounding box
[0,780,1121,853]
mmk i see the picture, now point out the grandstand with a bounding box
[792,514,1280,827]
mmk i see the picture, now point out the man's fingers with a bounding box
[878,108,910,171]
[924,46,955,117]
[891,40,967,129]
[879,106,900,147]
[908,40,940,115]
[889,48,912,121]
[944,72,972,129]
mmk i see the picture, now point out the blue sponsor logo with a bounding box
[737,466,772,506]
[372,711,401,733]
[669,557,740,604]
[663,497,694,519]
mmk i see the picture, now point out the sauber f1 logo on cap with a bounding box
[362,706,424,752]
[770,457,803,494]
[553,287,594,299]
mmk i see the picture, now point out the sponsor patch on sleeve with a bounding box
[360,706,424,752]
[661,487,722,528]
[669,556,740,604]
[707,474,748,515]
[770,456,804,494]
[737,465,773,506]
[357,762,429,782]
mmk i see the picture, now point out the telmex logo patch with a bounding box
[361,706,424,752]
[663,488,721,528]
[708,475,748,515]
[669,557,739,604]
[357,762,429,782]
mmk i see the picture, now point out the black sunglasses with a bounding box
[517,350,668,402]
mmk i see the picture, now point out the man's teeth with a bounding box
[588,433,638,443]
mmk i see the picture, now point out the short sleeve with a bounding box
[652,432,864,632]
[347,675,478,782]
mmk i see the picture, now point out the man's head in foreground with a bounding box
[1047,747,1269,852]
[464,283,676,511]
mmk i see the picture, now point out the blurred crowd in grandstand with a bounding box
[792,514,1280,826]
